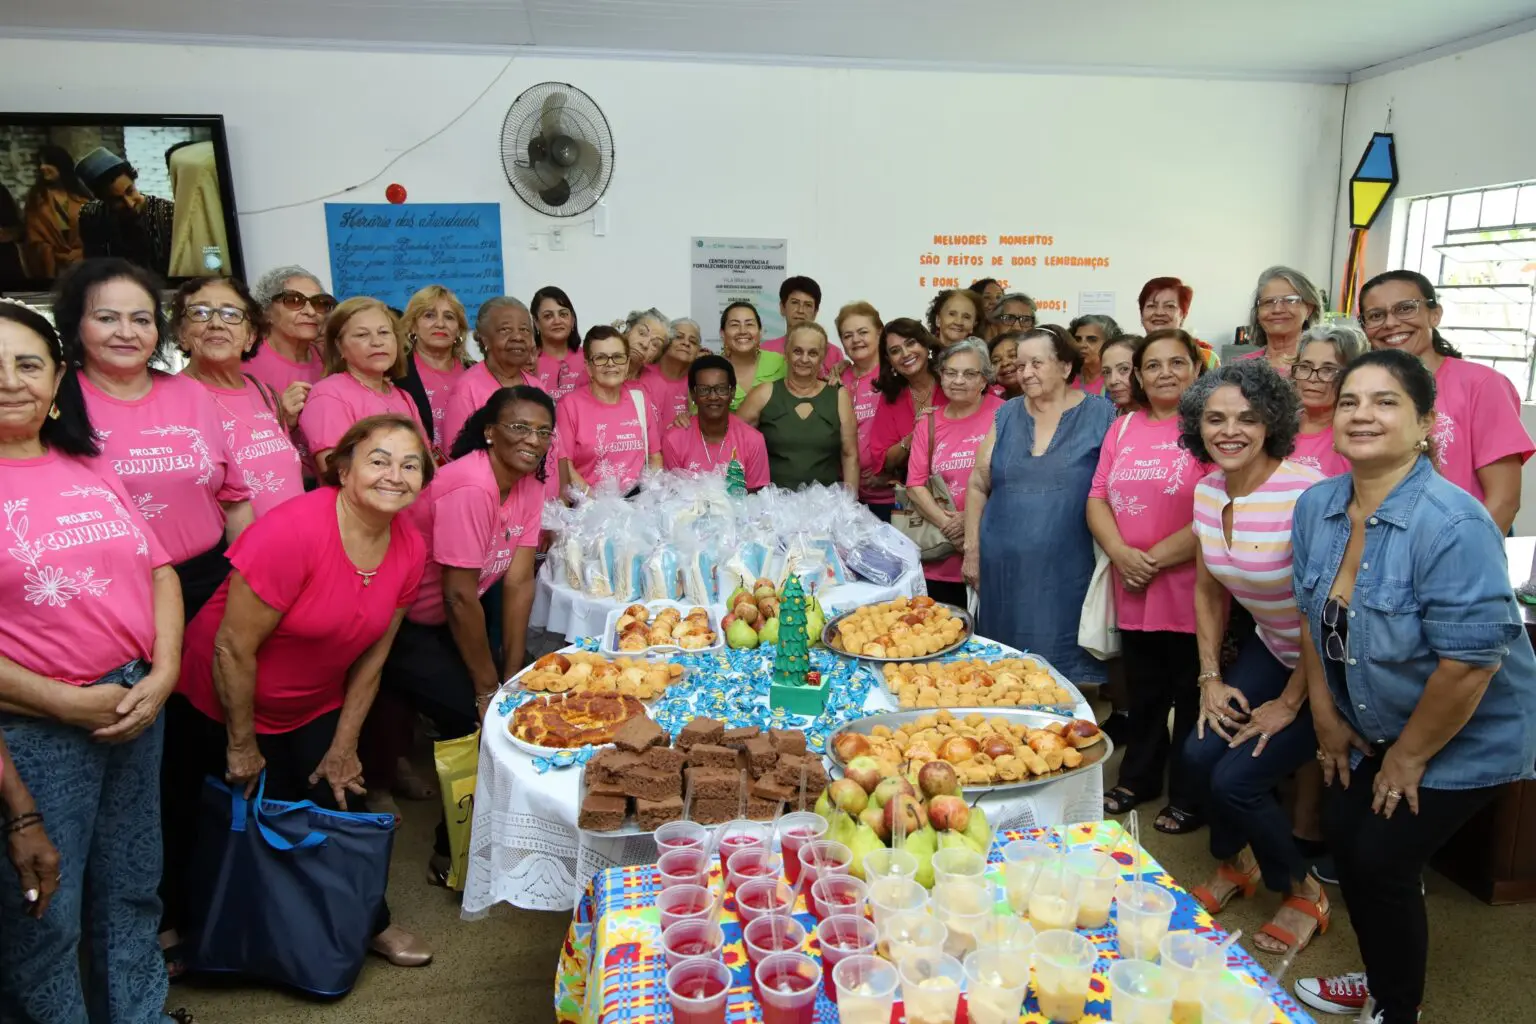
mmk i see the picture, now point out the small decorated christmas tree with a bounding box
[724,453,747,497]
[770,575,827,715]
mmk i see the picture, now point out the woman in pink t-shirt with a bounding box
[868,318,948,503]
[530,285,588,400]
[1088,329,1209,829]
[640,317,698,427]
[443,296,542,455]
[1069,313,1120,394]
[164,414,435,969]
[248,266,333,471]
[621,308,669,382]
[906,339,1004,607]
[556,326,662,496]
[835,302,893,516]
[0,300,183,1019]
[174,276,304,517]
[1287,321,1368,478]
[399,285,470,458]
[1360,270,1535,532]
[386,386,553,882]
[53,258,254,618]
[1098,335,1141,414]
[661,354,771,490]
[299,297,429,474]
[986,332,1025,401]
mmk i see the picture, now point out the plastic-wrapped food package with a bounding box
[641,545,682,600]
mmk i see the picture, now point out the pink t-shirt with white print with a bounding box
[0,451,171,685]
[906,395,1003,583]
[661,415,770,490]
[245,341,322,397]
[441,362,543,459]
[556,385,661,492]
[80,371,250,564]
[534,349,588,401]
[406,449,542,625]
[194,379,304,517]
[639,364,692,427]
[414,352,466,455]
[841,364,888,504]
[298,371,428,459]
[1089,409,1206,633]
[1289,427,1349,477]
[1430,355,1535,501]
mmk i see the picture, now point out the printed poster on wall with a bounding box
[325,203,505,321]
[690,237,787,349]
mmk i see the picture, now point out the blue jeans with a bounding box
[1182,634,1317,892]
[0,662,170,1024]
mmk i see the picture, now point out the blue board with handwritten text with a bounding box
[324,203,504,320]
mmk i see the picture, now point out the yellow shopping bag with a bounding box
[433,730,480,891]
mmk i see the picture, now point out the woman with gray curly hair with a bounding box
[1069,313,1119,395]
[245,264,335,431]
[1177,359,1331,955]
[902,337,1002,606]
[1288,320,1368,475]
[1239,265,1324,373]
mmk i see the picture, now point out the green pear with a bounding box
[725,618,759,649]
[848,824,885,881]
[963,805,992,855]
[939,831,971,852]
[903,825,938,889]
[805,609,826,646]
[814,789,832,821]
[726,586,749,610]
[757,616,780,645]
[827,809,858,851]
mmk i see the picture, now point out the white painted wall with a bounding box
[0,36,1343,341]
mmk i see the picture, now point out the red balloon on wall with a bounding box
[386,183,408,204]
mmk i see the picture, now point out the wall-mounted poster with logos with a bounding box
[689,237,787,350]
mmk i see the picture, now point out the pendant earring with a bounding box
[1416,438,1430,453]
[48,402,60,420]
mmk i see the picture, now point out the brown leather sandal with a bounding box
[1191,861,1261,915]
[1256,890,1330,954]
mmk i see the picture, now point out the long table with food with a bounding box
[461,597,1107,916]
[555,819,1316,1024]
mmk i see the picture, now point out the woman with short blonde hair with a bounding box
[399,285,471,455]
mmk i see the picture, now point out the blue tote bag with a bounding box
[186,773,397,997]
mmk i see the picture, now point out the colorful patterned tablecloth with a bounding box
[555,819,1315,1024]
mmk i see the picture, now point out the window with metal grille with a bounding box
[1393,181,1536,398]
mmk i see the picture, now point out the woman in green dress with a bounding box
[737,322,859,492]
[720,301,785,411]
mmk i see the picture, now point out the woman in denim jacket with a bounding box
[1292,350,1536,1024]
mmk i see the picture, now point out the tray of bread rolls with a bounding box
[600,601,723,656]
[826,707,1111,794]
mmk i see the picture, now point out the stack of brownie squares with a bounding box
[578,715,829,832]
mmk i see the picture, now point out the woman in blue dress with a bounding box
[964,325,1117,683]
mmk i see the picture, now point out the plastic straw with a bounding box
[798,762,809,812]
[707,877,726,929]
[1214,929,1242,959]
[1128,809,1143,879]
[738,769,748,821]
[682,772,696,822]
[893,798,908,849]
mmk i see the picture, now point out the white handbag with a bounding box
[1078,543,1121,660]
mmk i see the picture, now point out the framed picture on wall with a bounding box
[0,111,245,294]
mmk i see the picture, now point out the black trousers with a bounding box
[380,618,481,857]
[172,539,231,623]
[1116,628,1201,809]
[1321,756,1498,1024]
[924,578,969,609]
[160,695,391,937]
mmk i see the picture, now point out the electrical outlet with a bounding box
[550,228,565,251]
[527,235,540,250]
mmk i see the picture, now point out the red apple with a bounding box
[938,736,980,764]
[860,805,890,842]
[721,613,737,630]
[844,756,885,794]
[883,793,928,837]
[828,778,869,815]
[917,760,960,799]
[927,794,971,834]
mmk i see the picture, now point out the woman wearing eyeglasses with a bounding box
[298,298,429,476]
[1358,270,1534,534]
[385,386,552,883]
[1291,349,1536,1024]
[1288,321,1368,476]
[53,258,254,620]
[1238,266,1323,373]
[901,338,1002,606]
[661,354,769,490]
[247,265,335,426]
[556,326,662,496]
[174,277,303,517]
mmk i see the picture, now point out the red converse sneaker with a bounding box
[1295,972,1369,1015]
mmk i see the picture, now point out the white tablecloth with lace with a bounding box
[460,637,1104,916]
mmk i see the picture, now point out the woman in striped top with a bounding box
[1177,360,1331,956]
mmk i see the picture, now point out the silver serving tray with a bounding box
[820,601,974,663]
[825,707,1113,794]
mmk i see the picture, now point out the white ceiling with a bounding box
[4,0,1536,81]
